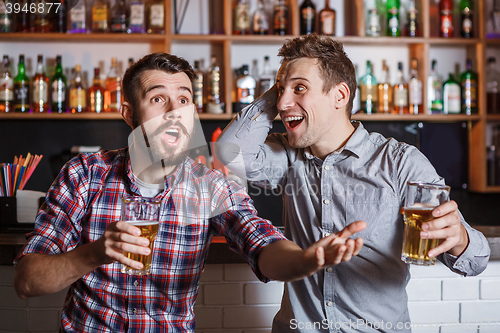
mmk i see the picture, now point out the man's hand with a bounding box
[420,200,469,258]
[299,220,366,277]
[93,221,151,270]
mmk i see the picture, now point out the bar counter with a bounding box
[1,226,499,266]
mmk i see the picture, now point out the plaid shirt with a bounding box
[15,148,286,332]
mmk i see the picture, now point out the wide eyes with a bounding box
[277,84,306,96]
[151,96,164,104]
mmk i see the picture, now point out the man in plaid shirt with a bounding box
[13,52,366,332]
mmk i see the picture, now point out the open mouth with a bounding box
[164,127,181,145]
[284,116,304,130]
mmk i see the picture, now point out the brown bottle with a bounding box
[319,0,335,36]
[88,68,105,113]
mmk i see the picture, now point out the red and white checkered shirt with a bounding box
[15,148,286,332]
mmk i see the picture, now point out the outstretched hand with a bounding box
[299,221,366,277]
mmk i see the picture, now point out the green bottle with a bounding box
[13,54,30,113]
[386,0,400,37]
[51,55,67,113]
[359,60,378,114]
[443,73,461,114]
[460,58,478,115]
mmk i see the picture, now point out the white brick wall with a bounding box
[2,261,500,333]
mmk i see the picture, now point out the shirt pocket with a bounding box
[345,187,400,245]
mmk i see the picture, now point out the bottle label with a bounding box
[445,84,461,113]
[237,87,255,103]
[33,80,48,103]
[320,12,335,35]
[149,4,164,27]
[360,85,378,102]
[274,5,288,31]
[193,75,203,107]
[389,16,399,29]
[52,80,66,102]
[441,12,453,34]
[409,79,422,105]
[301,7,315,22]
[71,6,85,24]
[0,77,13,101]
[463,79,477,108]
[130,3,145,26]
[210,71,220,96]
[462,17,472,33]
[70,88,86,108]
[234,4,250,30]
[93,6,108,25]
[394,87,408,106]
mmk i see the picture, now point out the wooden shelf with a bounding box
[486,114,500,121]
[0,32,166,43]
[352,114,480,122]
[0,112,234,121]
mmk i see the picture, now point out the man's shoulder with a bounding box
[68,148,127,174]
[365,130,416,155]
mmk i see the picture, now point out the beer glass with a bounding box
[401,182,450,266]
[120,196,161,275]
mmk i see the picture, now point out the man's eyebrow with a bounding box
[179,85,193,97]
[143,85,193,97]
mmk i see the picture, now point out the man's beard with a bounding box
[144,120,193,167]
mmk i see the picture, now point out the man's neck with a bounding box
[136,161,175,185]
[310,119,356,160]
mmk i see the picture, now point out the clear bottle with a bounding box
[319,0,335,36]
[104,57,122,112]
[0,0,14,32]
[365,0,381,37]
[443,73,461,114]
[236,64,256,105]
[405,0,419,37]
[393,62,409,114]
[460,0,473,38]
[92,0,110,33]
[88,67,105,113]
[273,0,288,35]
[460,58,478,115]
[207,55,223,114]
[252,0,269,35]
[234,0,250,35]
[68,0,87,33]
[0,55,13,113]
[193,60,204,113]
[258,55,275,96]
[31,54,50,113]
[146,0,164,33]
[408,58,422,115]
[487,57,500,114]
[69,64,87,113]
[427,59,443,114]
[129,0,145,33]
[358,60,377,114]
[110,0,128,33]
[51,55,67,113]
[377,60,392,114]
[299,0,316,35]
[13,54,30,113]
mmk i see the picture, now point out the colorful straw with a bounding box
[0,153,43,197]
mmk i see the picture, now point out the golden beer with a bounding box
[401,207,439,266]
[121,220,160,275]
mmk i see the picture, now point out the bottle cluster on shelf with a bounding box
[0,54,127,114]
[233,0,336,36]
[356,57,478,115]
[0,0,165,34]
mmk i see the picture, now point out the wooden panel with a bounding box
[409,43,428,114]
[354,0,364,37]
[469,120,487,192]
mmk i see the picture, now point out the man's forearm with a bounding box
[258,240,308,282]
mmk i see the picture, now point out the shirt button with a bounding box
[323,199,330,205]
[134,280,139,287]
[133,308,137,315]
[324,232,331,237]
[326,301,333,307]
[324,165,330,171]
[326,267,333,273]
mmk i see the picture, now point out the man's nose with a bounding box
[277,89,295,111]
[164,106,182,120]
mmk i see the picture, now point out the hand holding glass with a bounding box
[120,196,161,275]
[401,182,450,266]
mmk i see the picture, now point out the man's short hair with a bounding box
[278,34,357,117]
[122,52,196,127]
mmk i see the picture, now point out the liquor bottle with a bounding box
[69,64,86,113]
[299,0,315,35]
[443,73,461,114]
[0,0,13,32]
[460,58,478,115]
[33,0,52,32]
[427,59,443,114]
[88,67,105,113]
[358,60,377,114]
[104,57,122,112]
[404,0,419,37]
[377,60,392,114]
[386,0,400,37]
[487,57,500,114]
[193,60,204,113]
[51,55,67,113]
[460,0,473,38]
[365,0,381,37]
[146,0,164,33]
[408,58,422,115]
[31,54,50,113]
[13,0,30,32]
[273,0,288,35]
[439,0,453,38]
[207,55,223,114]
[236,64,256,107]
[319,0,335,36]
[0,55,13,113]
[13,54,30,112]
[128,57,134,68]
[52,0,67,33]
[92,0,110,33]
[110,0,127,33]
[258,55,275,96]
[393,62,409,114]
[252,0,269,35]
[234,0,250,35]
[68,0,86,33]
[129,0,145,33]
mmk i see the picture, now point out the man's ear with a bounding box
[120,102,134,128]
[333,82,350,109]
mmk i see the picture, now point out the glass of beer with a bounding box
[401,181,450,266]
[120,196,161,275]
